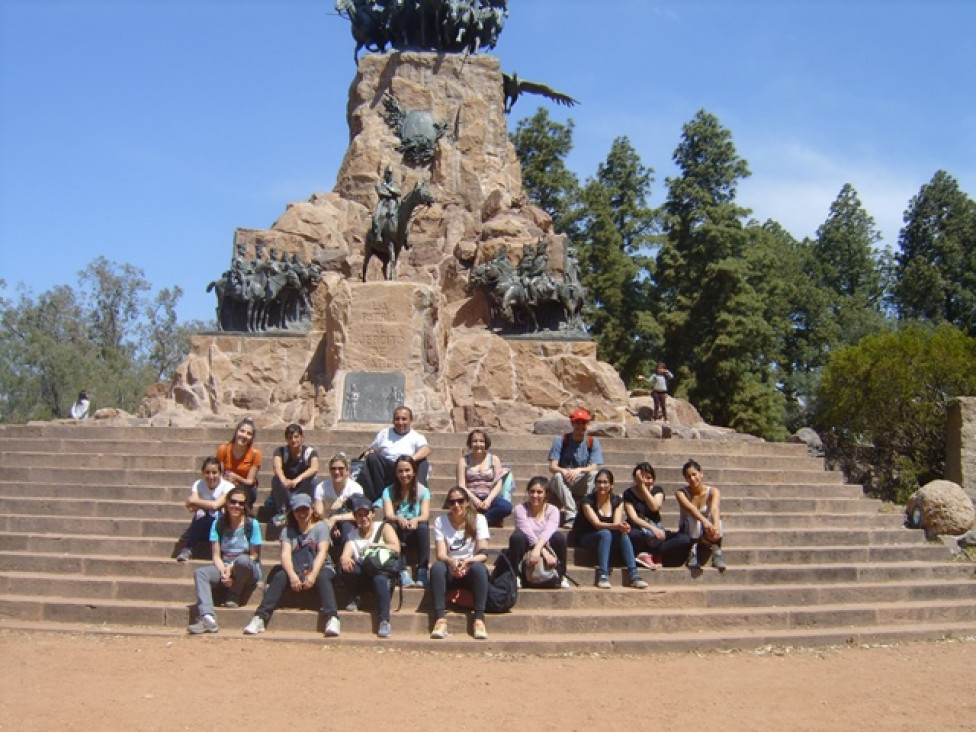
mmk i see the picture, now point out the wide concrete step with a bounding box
[2,480,866,502]
[0,445,831,472]
[1,554,968,593]
[0,463,844,487]
[0,424,814,456]
[2,586,975,636]
[4,565,974,608]
[5,615,976,655]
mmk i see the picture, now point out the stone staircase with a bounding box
[1,422,974,654]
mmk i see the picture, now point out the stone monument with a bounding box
[140,6,636,433]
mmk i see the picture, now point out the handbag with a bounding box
[520,543,561,588]
[361,522,400,578]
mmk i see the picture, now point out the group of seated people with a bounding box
[180,407,727,641]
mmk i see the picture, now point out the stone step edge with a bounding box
[1,619,975,656]
[4,590,975,617]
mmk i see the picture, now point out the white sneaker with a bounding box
[243,616,265,635]
[324,616,341,637]
[559,576,572,589]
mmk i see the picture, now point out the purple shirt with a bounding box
[513,502,560,548]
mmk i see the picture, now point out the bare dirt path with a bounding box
[2,631,974,731]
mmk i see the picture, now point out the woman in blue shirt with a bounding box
[381,455,430,588]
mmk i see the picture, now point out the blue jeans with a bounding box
[480,497,513,528]
[340,564,393,623]
[578,529,638,577]
[194,556,262,617]
[183,513,215,550]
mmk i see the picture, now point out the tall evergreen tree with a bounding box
[892,170,976,336]
[811,183,887,345]
[575,137,658,380]
[508,108,580,234]
[655,110,784,439]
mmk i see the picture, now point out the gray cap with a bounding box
[289,493,313,511]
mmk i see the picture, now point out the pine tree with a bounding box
[655,110,784,438]
[892,170,976,336]
[508,108,581,235]
[811,184,887,345]
[575,137,659,380]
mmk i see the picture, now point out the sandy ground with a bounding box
[2,631,976,731]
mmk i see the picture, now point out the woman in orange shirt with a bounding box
[215,417,262,507]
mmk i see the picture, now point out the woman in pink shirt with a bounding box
[507,476,568,587]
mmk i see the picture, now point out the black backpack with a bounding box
[485,552,518,613]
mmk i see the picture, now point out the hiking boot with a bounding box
[324,616,341,637]
[596,573,612,589]
[711,550,728,572]
[243,616,265,635]
[175,548,193,563]
[187,614,218,635]
[430,618,448,639]
[377,620,392,638]
[473,619,488,640]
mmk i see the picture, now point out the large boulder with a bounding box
[905,479,975,537]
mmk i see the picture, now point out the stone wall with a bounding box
[946,397,976,502]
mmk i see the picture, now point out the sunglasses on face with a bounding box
[447,498,466,506]
[227,499,246,507]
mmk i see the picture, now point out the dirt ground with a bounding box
[2,630,975,731]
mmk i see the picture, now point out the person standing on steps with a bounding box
[547,407,604,527]
[623,461,694,569]
[675,459,727,572]
[186,486,263,635]
[637,362,675,422]
[359,405,431,504]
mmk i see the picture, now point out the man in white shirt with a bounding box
[359,406,431,502]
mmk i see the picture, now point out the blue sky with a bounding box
[2,0,974,324]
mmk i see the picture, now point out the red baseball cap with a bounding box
[570,408,591,423]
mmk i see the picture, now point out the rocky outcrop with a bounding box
[906,479,975,538]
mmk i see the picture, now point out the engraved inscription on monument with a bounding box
[341,371,406,423]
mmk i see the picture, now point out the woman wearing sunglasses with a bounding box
[429,486,490,640]
[314,453,365,543]
[243,492,340,637]
[187,486,263,634]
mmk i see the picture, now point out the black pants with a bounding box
[507,529,568,577]
[630,528,695,567]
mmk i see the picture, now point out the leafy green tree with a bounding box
[509,108,581,234]
[811,183,887,345]
[0,260,202,422]
[814,323,976,503]
[575,136,659,380]
[655,110,785,439]
[892,170,976,336]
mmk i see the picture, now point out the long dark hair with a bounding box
[445,485,478,541]
[215,486,252,537]
[228,417,256,448]
[393,455,419,506]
